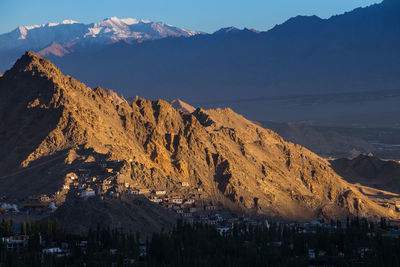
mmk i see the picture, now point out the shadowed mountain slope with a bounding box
[260,121,374,158]
[332,154,400,194]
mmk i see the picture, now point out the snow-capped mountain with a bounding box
[86,17,198,40]
[0,17,200,52]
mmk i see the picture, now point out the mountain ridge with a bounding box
[0,52,398,230]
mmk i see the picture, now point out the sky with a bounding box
[0,0,381,34]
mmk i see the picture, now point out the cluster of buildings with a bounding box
[64,161,126,199]
[1,232,145,264]
[0,158,210,217]
[0,195,55,215]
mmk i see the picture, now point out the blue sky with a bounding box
[0,0,381,34]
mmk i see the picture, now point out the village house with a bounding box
[216,227,230,235]
[172,205,181,211]
[181,182,189,187]
[149,198,163,203]
[98,162,107,168]
[155,190,166,195]
[396,201,400,211]
[138,188,150,195]
[68,175,77,181]
[189,207,197,213]
[207,219,217,225]
[78,169,91,176]
[76,240,88,251]
[172,198,183,204]
[184,199,195,205]
[102,184,112,191]
[228,218,239,225]
[78,184,86,190]
[308,249,316,259]
[42,247,69,257]
[205,205,217,211]
[81,188,95,198]
[116,183,125,193]
[38,195,50,202]
[2,235,29,251]
[127,189,139,195]
[22,195,51,209]
[182,212,192,217]
[389,220,400,227]
[358,247,369,258]
[214,214,223,222]
[139,245,147,257]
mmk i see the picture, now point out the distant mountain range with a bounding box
[0,17,199,50]
[0,17,200,70]
[1,0,399,126]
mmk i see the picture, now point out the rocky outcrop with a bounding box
[170,99,195,113]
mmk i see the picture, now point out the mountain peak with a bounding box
[15,20,80,40]
[1,51,91,100]
[213,26,240,35]
[6,51,61,78]
[38,42,70,57]
[102,17,148,25]
[170,99,195,113]
[49,19,79,26]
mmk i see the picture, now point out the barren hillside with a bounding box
[0,52,398,232]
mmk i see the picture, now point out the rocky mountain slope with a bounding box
[0,53,398,231]
[1,2,400,129]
